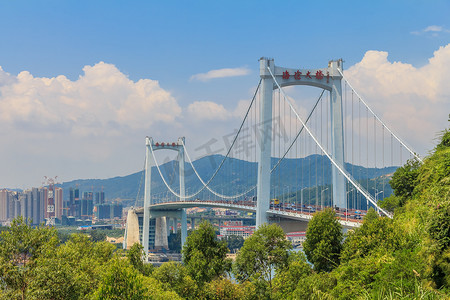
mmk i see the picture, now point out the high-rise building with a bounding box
[19,193,28,221]
[95,191,105,205]
[81,192,94,219]
[96,204,111,219]
[26,189,33,223]
[74,187,81,218]
[112,203,123,218]
[55,187,63,220]
[32,187,42,225]
[0,189,10,222]
[12,193,20,219]
[69,188,74,211]
[0,186,63,225]
[95,203,123,220]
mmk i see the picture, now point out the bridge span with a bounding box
[124,200,363,253]
[147,200,362,228]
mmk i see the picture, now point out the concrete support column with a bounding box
[178,137,187,250]
[173,217,178,234]
[256,58,274,228]
[142,137,152,260]
[154,216,168,250]
[124,208,140,250]
[167,217,171,236]
[330,60,347,209]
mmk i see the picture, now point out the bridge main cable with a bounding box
[150,79,261,200]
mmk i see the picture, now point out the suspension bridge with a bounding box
[123,58,421,258]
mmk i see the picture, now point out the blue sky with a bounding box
[0,0,449,188]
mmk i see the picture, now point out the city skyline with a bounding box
[1,1,450,189]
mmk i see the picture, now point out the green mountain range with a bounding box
[59,154,397,209]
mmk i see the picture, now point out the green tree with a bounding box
[203,277,245,300]
[152,261,198,298]
[272,251,312,299]
[89,229,107,242]
[28,233,116,299]
[224,235,245,252]
[378,195,401,213]
[233,223,292,297]
[291,272,336,299]
[389,158,421,207]
[303,208,343,272]
[127,243,154,276]
[0,216,58,300]
[182,220,232,285]
[142,276,182,300]
[341,208,410,263]
[93,258,147,300]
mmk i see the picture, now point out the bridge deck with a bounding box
[134,200,363,228]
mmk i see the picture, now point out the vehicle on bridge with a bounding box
[270,198,280,208]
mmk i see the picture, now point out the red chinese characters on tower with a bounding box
[306,71,312,79]
[294,70,302,80]
[315,70,324,80]
[282,71,290,79]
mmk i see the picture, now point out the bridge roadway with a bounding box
[140,200,363,229]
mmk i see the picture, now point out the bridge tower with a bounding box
[256,58,346,227]
[142,137,187,260]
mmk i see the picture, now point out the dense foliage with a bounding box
[303,208,343,272]
[182,220,232,285]
[0,124,449,299]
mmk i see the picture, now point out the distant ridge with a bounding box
[59,154,397,208]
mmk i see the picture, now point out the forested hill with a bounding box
[317,125,450,298]
[58,154,397,205]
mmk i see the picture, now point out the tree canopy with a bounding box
[234,223,291,284]
[182,220,231,285]
[303,207,343,272]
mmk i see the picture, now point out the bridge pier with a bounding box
[172,217,178,234]
[155,216,169,250]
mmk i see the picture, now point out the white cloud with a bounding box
[190,67,251,82]
[411,25,450,36]
[0,62,181,136]
[344,45,450,155]
[0,62,183,188]
[424,25,444,32]
[187,101,232,121]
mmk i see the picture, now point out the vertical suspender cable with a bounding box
[366,106,369,210]
[321,90,324,205]
[358,98,361,210]
[374,115,377,204]
[382,125,385,201]
[351,90,354,210]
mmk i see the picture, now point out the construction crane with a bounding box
[42,176,59,226]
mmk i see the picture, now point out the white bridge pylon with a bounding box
[264,59,394,220]
[142,137,187,260]
[256,58,348,227]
